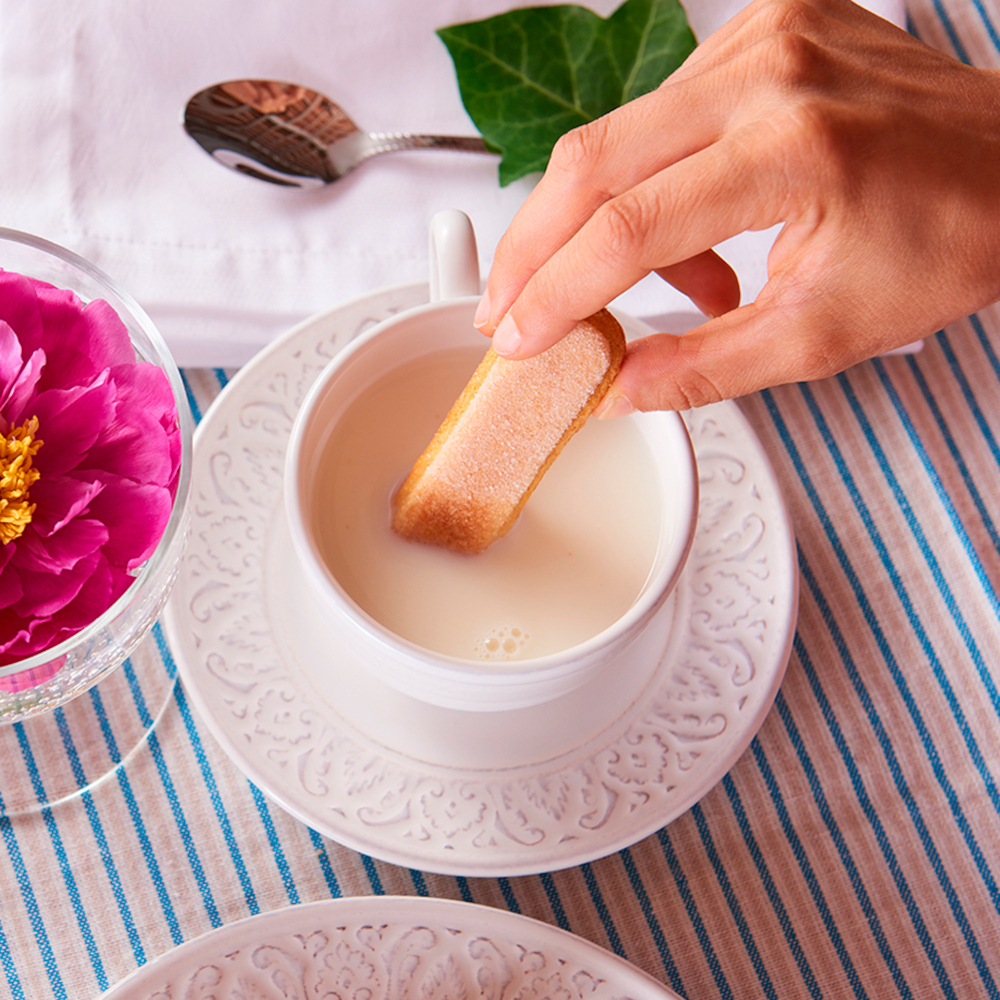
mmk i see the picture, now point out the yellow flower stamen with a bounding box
[0,416,43,545]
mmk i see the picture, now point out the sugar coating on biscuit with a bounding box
[392,311,625,553]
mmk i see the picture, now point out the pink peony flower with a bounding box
[0,270,181,666]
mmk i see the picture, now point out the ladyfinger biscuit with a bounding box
[392,309,626,554]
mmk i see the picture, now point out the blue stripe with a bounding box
[410,870,429,896]
[179,370,203,425]
[731,746,848,1000]
[968,313,1000,385]
[213,368,230,391]
[456,876,475,903]
[903,353,1000,557]
[53,709,144,967]
[929,328,1000,530]
[619,844,685,993]
[89,684,183,944]
[539,872,571,931]
[940,324,1000,560]
[836,370,1000,890]
[791,584,950,996]
[922,0,972,61]
[0,916,25,1000]
[13,724,106,991]
[361,854,384,894]
[590,853,627,958]
[306,828,342,898]
[578,863,624,958]
[121,656,221,926]
[0,785,65,999]
[74,789,144,964]
[764,385,997,998]
[875,356,1000,711]
[904,331,1000,600]
[810,372,1000,820]
[761,698,892,999]
[497,877,520,913]
[154,625,259,913]
[966,0,1000,52]
[247,783,299,905]
[693,799,778,1000]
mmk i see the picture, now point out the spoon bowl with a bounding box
[183,79,492,188]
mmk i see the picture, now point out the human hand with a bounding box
[473,0,1000,412]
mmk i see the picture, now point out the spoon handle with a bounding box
[366,132,491,155]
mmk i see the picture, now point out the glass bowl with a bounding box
[0,229,193,723]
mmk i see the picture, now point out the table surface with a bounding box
[3,1,1000,998]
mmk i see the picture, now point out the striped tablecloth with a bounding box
[2,1,1000,998]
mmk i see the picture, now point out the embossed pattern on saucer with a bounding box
[101,896,679,999]
[164,282,798,876]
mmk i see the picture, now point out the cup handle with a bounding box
[429,209,480,302]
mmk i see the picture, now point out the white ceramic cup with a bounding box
[285,210,698,712]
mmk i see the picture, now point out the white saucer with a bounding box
[101,896,680,999]
[164,282,798,876]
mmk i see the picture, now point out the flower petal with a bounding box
[0,558,23,610]
[13,550,101,618]
[0,272,44,355]
[32,286,128,390]
[0,320,24,403]
[82,364,178,487]
[29,474,105,536]
[78,298,136,366]
[1,345,46,425]
[86,474,172,569]
[0,552,130,664]
[31,375,116,477]
[0,315,49,426]
[0,607,44,658]
[48,552,127,630]
[17,517,108,574]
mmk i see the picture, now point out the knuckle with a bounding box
[755,0,825,39]
[787,311,858,380]
[656,371,724,410]
[758,29,827,89]
[802,332,856,379]
[491,226,522,266]
[496,223,542,271]
[665,344,726,409]
[548,117,613,181]
[591,191,660,269]
[635,335,727,410]
[780,102,856,192]
[520,266,571,325]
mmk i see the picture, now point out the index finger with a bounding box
[477,66,729,334]
[489,128,788,360]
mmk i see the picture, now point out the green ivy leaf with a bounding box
[437,0,697,186]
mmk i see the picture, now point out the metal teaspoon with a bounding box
[183,79,492,188]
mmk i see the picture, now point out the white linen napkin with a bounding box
[0,0,904,366]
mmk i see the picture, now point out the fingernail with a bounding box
[594,392,635,419]
[473,288,491,330]
[492,313,521,357]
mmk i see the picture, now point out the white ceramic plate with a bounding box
[101,896,679,999]
[164,282,798,876]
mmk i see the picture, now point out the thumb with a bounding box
[597,301,830,412]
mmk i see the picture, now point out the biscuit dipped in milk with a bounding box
[392,310,626,554]
[310,343,664,663]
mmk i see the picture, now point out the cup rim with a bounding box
[285,297,699,680]
[0,228,194,678]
